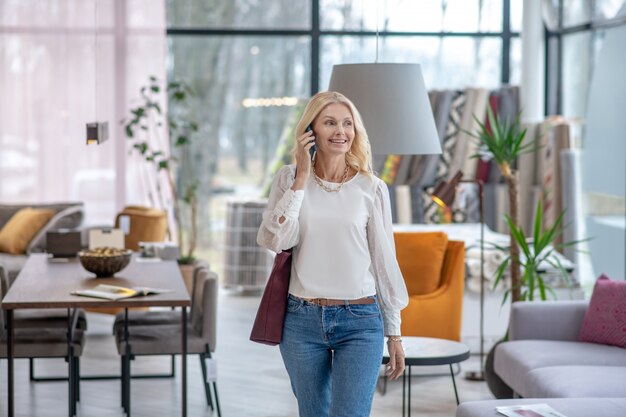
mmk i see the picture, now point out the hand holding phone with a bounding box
[305,124,316,161]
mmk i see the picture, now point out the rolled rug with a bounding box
[466,274,481,293]
[483,258,499,282]
[488,250,506,267]
[466,257,481,279]
[466,247,482,260]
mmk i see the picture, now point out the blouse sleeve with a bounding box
[256,165,304,253]
[367,179,409,336]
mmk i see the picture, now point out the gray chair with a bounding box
[0,262,87,330]
[0,270,85,417]
[114,267,220,416]
[111,259,208,381]
[0,262,87,381]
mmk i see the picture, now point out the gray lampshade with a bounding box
[328,63,441,155]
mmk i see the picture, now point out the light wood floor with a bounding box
[1,289,495,416]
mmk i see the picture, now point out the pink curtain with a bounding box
[0,0,170,227]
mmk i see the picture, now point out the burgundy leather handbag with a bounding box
[249,248,292,345]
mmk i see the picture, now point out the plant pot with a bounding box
[485,340,514,399]
[179,263,194,295]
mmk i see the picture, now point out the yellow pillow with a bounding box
[0,208,55,254]
[394,231,449,295]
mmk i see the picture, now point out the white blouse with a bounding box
[256,164,409,336]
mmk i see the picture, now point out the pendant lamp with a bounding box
[327,0,440,155]
[86,0,108,145]
[328,63,440,155]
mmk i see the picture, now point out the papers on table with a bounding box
[71,284,172,301]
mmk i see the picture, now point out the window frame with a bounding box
[544,0,626,115]
[166,0,519,96]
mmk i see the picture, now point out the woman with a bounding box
[257,91,409,417]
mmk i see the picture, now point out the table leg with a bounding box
[450,364,460,405]
[124,307,131,416]
[408,366,412,417]
[182,306,188,417]
[67,308,73,417]
[68,345,74,417]
[7,309,14,417]
[402,370,406,417]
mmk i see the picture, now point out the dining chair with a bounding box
[0,262,88,382]
[110,259,209,381]
[0,270,85,417]
[114,267,221,416]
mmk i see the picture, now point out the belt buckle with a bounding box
[313,298,327,306]
[309,298,329,306]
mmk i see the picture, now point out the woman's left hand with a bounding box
[386,339,405,380]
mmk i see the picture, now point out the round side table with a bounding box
[383,336,470,417]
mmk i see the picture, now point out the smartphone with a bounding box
[306,124,316,160]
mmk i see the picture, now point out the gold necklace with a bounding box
[313,162,350,193]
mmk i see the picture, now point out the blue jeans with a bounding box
[280,294,384,417]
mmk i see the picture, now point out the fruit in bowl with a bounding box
[78,247,132,278]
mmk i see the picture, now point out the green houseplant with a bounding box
[468,107,538,302]
[491,199,583,304]
[484,198,586,398]
[122,76,199,264]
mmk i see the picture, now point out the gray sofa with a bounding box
[456,300,626,416]
[495,300,626,398]
[0,202,84,283]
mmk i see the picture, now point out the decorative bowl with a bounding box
[78,247,132,278]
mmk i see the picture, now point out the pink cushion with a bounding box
[578,274,626,348]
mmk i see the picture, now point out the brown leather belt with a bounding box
[296,296,375,306]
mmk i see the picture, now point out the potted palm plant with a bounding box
[468,107,538,302]
[122,76,200,271]
[468,107,560,398]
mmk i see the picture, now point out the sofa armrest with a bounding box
[27,203,84,253]
[509,300,588,341]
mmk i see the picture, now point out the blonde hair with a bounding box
[294,91,373,178]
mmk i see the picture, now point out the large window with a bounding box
[165,0,522,269]
[319,0,503,32]
[548,0,626,283]
[166,0,311,29]
[319,36,502,90]
[168,35,310,247]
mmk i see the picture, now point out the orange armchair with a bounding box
[394,231,465,341]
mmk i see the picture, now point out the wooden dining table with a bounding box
[1,253,192,417]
